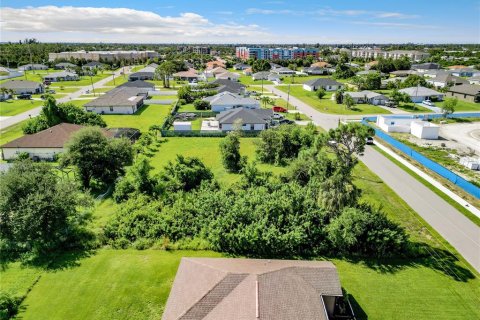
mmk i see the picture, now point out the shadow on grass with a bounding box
[346,292,368,320]
[24,249,96,271]
[339,244,476,283]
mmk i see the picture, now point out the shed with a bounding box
[410,121,439,139]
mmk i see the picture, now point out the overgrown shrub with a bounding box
[0,292,22,320]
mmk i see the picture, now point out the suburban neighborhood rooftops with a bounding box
[83,61,105,67]
[128,71,154,78]
[345,90,387,99]
[173,68,198,78]
[447,65,468,69]
[448,84,480,95]
[304,78,342,87]
[1,123,112,148]
[399,86,443,96]
[212,79,246,94]
[55,62,76,67]
[311,61,331,68]
[411,63,440,70]
[204,91,257,106]
[162,257,342,320]
[84,87,147,107]
[43,71,77,78]
[118,80,155,89]
[0,80,43,89]
[430,74,468,84]
[216,108,272,124]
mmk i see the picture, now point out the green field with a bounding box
[0,99,43,116]
[276,86,391,115]
[396,102,432,113]
[101,104,171,132]
[239,75,273,85]
[436,99,480,111]
[280,75,329,84]
[177,103,197,112]
[103,75,128,87]
[0,120,27,145]
[49,73,113,87]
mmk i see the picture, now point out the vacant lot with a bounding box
[436,99,480,112]
[101,104,171,132]
[276,86,391,115]
[0,99,43,116]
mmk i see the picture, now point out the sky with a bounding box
[1,0,479,44]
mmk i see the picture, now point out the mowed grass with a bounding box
[0,120,28,145]
[150,137,288,185]
[276,86,391,115]
[280,75,329,84]
[437,99,480,111]
[101,104,171,132]
[103,75,128,87]
[239,75,273,85]
[5,250,222,320]
[0,99,43,116]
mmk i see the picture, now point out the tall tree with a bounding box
[220,132,244,173]
[441,97,457,118]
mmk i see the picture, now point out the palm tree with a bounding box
[344,94,355,110]
[156,61,176,88]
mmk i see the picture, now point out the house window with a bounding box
[110,106,114,112]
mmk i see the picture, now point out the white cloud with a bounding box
[246,7,420,19]
[0,6,270,42]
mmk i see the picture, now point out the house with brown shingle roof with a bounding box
[162,257,353,320]
[1,123,113,160]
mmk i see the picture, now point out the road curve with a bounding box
[267,85,480,272]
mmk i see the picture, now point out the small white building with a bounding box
[84,87,147,114]
[43,71,79,82]
[344,91,389,105]
[173,121,192,131]
[303,78,344,92]
[376,116,439,140]
[410,121,439,139]
[216,108,273,131]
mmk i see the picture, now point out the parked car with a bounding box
[272,113,284,119]
[385,101,397,108]
[279,119,294,125]
[366,137,374,145]
[17,94,32,100]
[47,89,56,94]
[43,80,51,85]
[422,100,435,106]
[273,106,288,113]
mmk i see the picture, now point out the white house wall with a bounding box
[2,147,64,160]
[85,105,138,114]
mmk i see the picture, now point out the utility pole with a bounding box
[90,75,96,97]
[286,84,291,110]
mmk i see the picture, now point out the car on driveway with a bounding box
[273,113,284,119]
[422,100,435,106]
[366,136,374,145]
[273,106,288,113]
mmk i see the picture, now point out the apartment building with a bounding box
[192,46,211,54]
[351,49,429,61]
[48,50,159,62]
[235,47,319,60]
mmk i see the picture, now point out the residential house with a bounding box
[303,78,344,91]
[216,108,273,131]
[449,68,480,77]
[0,67,22,81]
[381,77,406,89]
[212,79,246,95]
[252,71,280,81]
[215,71,240,81]
[390,70,419,77]
[243,67,253,76]
[447,84,480,103]
[1,123,113,160]
[411,63,440,72]
[43,71,79,82]
[54,62,77,70]
[364,61,378,70]
[18,64,48,71]
[82,61,106,70]
[447,65,468,70]
[203,91,259,112]
[118,80,155,91]
[344,91,389,105]
[84,87,148,114]
[398,87,444,103]
[233,63,250,70]
[356,70,384,77]
[423,69,450,79]
[206,67,228,77]
[129,71,155,81]
[173,68,199,82]
[467,76,480,85]
[162,257,348,320]
[0,80,44,95]
[426,74,468,88]
[311,61,331,68]
[206,60,226,69]
[303,66,329,75]
[272,67,296,75]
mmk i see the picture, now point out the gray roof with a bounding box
[83,61,105,67]
[0,80,43,89]
[18,64,47,68]
[345,90,388,99]
[399,86,443,97]
[44,71,78,78]
[162,258,342,320]
[119,80,155,89]
[216,108,272,124]
[204,92,258,106]
[448,84,480,96]
[428,74,468,85]
[128,71,154,79]
[411,63,440,70]
[55,62,76,67]
[212,79,246,94]
[304,78,342,87]
[84,87,147,107]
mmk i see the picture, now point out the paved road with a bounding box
[267,85,480,272]
[0,67,132,129]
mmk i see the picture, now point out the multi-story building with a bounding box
[48,50,159,62]
[235,47,319,60]
[351,49,429,61]
[192,46,211,55]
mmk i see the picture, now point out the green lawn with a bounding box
[101,104,171,132]
[0,120,27,145]
[50,73,113,87]
[437,99,480,112]
[46,86,80,93]
[280,75,329,84]
[239,75,273,85]
[177,103,197,112]
[67,99,95,108]
[149,137,288,185]
[103,76,128,87]
[396,102,432,113]
[276,86,391,115]
[0,99,43,116]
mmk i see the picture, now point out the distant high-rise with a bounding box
[236,47,319,60]
[48,50,159,62]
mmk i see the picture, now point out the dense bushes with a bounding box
[23,97,105,134]
[177,86,216,103]
[0,292,22,320]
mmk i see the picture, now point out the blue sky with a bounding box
[1,0,479,43]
